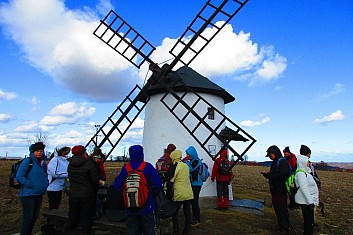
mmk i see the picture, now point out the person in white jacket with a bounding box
[47,146,70,210]
[294,154,319,235]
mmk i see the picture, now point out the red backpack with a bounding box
[123,162,148,208]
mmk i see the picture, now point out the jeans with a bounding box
[126,211,156,235]
[20,195,43,235]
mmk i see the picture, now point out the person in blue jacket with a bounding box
[114,145,162,235]
[185,146,203,226]
[16,142,49,235]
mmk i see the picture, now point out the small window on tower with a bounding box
[208,107,215,120]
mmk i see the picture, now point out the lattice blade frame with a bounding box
[93,10,155,69]
[158,78,256,169]
[86,85,150,161]
[169,0,248,68]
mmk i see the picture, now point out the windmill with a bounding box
[87,0,256,174]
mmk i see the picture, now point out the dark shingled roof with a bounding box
[142,66,235,104]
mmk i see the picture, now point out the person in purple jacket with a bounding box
[114,145,162,235]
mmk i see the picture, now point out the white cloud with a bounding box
[49,130,87,147]
[240,116,270,127]
[29,96,40,111]
[314,110,344,124]
[0,0,140,102]
[41,102,96,125]
[147,23,286,86]
[317,83,345,100]
[0,2,286,102]
[0,88,17,101]
[14,122,51,133]
[0,113,12,123]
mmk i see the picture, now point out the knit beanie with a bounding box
[300,145,311,155]
[72,145,85,156]
[32,142,46,152]
[283,146,290,153]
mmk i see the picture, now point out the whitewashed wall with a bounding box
[142,91,233,199]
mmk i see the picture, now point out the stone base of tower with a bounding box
[199,196,218,209]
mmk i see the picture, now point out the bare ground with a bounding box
[1,161,352,234]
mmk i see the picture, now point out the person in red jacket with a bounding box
[283,146,297,172]
[211,148,233,210]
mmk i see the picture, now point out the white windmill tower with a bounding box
[87,0,256,205]
[142,66,237,201]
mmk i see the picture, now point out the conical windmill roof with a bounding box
[142,66,235,104]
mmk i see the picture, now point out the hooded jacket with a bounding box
[114,145,162,216]
[16,145,49,197]
[47,148,69,192]
[68,151,100,198]
[263,146,291,194]
[294,155,319,205]
[185,146,203,187]
[211,149,233,182]
[169,150,194,201]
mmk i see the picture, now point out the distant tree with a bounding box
[27,132,50,156]
[244,154,249,162]
[316,161,329,171]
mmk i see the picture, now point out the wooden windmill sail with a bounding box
[87,0,256,169]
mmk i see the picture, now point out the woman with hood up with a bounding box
[47,146,70,210]
[16,142,49,235]
[114,145,162,235]
[295,154,319,235]
[211,148,233,210]
[185,146,203,226]
[168,149,194,235]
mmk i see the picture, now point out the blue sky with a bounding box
[0,0,352,162]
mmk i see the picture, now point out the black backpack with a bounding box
[155,190,177,220]
[219,160,231,175]
[9,158,33,189]
[104,184,126,222]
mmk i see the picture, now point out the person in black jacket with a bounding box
[65,145,100,235]
[261,145,291,234]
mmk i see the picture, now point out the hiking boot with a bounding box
[191,220,201,226]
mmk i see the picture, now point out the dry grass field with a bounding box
[1,160,352,234]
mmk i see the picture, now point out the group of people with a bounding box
[14,140,236,235]
[115,143,235,235]
[15,142,107,235]
[262,144,321,235]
